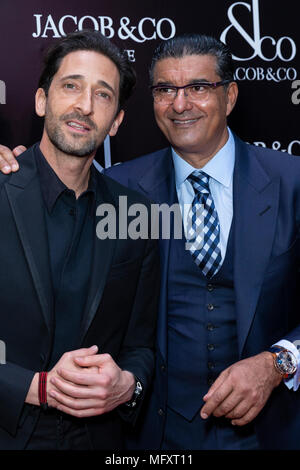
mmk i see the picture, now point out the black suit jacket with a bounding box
[0,145,160,450]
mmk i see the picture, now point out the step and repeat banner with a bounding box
[0,0,299,166]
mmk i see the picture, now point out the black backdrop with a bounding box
[0,0,299,167]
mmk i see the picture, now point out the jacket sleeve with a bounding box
[0,361,35,435]
[116,234,160,424]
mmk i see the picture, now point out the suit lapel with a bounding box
[6,150,117,345]
[233,137,280,356]
[5,147,53,336]
[132,148,176,361]
[79,172,117,344]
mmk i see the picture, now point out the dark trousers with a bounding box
[25,407,93,450]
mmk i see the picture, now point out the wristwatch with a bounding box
[269,345,298,379]
[124,377,143,408]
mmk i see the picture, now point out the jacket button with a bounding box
[206,323,215,331]
[207,361,215,370]
[161,365,166,372]
[207,378,214,386]
[207,284,214,292]
[207,344,215,351]
[207,304,214,311]
[158,408,165,416]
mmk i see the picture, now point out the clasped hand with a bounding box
[46,345,135,418]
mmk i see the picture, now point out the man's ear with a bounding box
[226,82,239,117]
[35,88,47,117]
[109,109,125,137]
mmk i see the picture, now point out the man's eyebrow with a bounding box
[154,78,211,86]
[96,79,116,95]
[60,75,116,94]
[188,78,210,84]
[153,81,175,87]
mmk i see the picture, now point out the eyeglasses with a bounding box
[150,80,231,104]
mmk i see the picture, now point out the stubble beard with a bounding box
[45,108,99,158]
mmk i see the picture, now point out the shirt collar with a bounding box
[35,144,97,213]
[172,127,235,189]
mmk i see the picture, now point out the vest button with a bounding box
[207,303,214,311]
[206,323,215,331]
[207,284,214,292]
[158,408,165,416]
[207,361,215,370]
[207,344,215,351]
[161,365,166,372]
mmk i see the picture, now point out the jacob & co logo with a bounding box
[32,14,176,42]
[221,0,297,82]
[32,14,176,63]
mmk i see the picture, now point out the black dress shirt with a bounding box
[35,145,97,368]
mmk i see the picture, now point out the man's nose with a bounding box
[74,88,93,115]
[171,89,193,113]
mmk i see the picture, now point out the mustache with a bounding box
[60,112,97,130]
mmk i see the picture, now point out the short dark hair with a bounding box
[38,30,136,110]
[150,34,234,84]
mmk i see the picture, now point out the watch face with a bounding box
[277,350,297,374]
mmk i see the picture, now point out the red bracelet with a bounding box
[38,371,48,410]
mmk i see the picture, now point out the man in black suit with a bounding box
[0,30,159,450]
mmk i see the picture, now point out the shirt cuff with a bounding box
[272,340,300,391]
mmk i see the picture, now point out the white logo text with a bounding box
[32,14,176,42]
[221,0,296,62]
